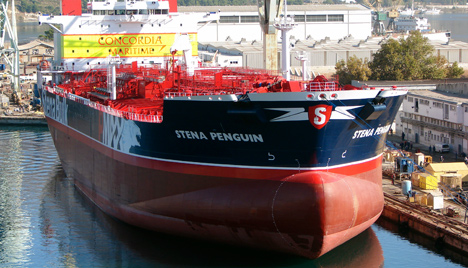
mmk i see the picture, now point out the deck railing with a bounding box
[164,91,239,98]
[44,86,163,123]
[304,82,339,91]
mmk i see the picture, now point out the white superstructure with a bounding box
[398,86,468,155]
[423,7,441,15]
[394,16,431,32]
[399,8,415,16]
[38,0,219,71]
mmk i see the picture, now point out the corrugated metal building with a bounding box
[189,4,468,72]
[199,35,468,74]
[179,4,372,42]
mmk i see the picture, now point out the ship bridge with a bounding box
[38,0,219,71]
[87,0,170,16]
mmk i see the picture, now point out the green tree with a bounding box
[447,62,465,78]
[17,0,59,14]
[335,55,371,85]
[82,0,88,12]
[369,31,449,81]
[38,28,54,41]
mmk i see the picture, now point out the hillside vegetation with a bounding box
[17,0,58,14]
[16,0,86,15]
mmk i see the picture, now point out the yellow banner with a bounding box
[62,33,198,59]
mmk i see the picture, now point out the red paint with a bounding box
[168,0,178,12]
[48,120,384,259]
[308,105,332,130]
[62,0,82,16]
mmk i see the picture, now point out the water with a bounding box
[12,22,49,45]
[0,125,466,267]
[4,22,47,46]
[426,12,468,43]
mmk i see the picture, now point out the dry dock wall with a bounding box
[0,116,46,125]
[382,193,468,253]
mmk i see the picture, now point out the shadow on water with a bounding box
[39,166,385,268]
[376,217,468,267]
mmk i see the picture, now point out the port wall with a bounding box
[436,82,468,95]
[381,194,468,254]
[0,117,47,125]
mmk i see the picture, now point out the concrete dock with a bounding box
[381,176,468,253]
[0,114,46,125]
[0,88,46,125]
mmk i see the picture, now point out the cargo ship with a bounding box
[38,0,406,259]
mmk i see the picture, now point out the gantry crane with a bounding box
[0,0,20,93]
[386,0,401,31]
[364,0,386,35]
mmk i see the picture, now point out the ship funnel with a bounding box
[168,0,178,12]
[61,0,82,16]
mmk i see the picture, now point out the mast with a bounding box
[274,0,297,81]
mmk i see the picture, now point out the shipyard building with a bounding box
[359,80,468,156]
[181,4,468,75]
[179,4,372,42]
[398,83,468,156]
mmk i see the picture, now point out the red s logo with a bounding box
[308,105,332,129]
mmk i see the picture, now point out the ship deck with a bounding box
[45,63,361,123]
[109,98,164,116]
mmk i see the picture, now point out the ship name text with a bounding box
[98,36,163,46]
[62,33,196,59]
[175,130,264,143]
[352,124,391,139]
[42,89,68,125]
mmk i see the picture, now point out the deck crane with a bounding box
[0,0,19,96]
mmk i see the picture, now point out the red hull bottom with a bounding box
[49,122,384,259]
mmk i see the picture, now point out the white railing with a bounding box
[305,82,339,91]
[164,92,220,98]
[45,86,163,123]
